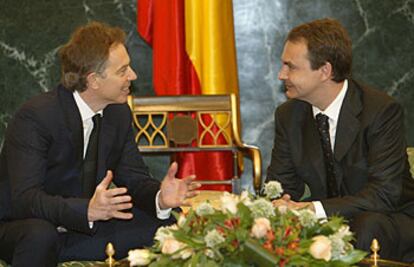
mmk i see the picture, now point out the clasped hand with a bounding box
[272,194,315,211]
[88,162,200,222]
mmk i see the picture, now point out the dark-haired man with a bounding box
[0,21,200,266]
[267,18,414,261]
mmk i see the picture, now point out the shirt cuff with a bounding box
[156,190,172,220]
[312,201,327,219]
[88,221,94,229]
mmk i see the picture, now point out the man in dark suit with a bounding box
[267,18,414,261]
[0,21,200,267]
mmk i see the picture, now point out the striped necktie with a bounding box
[315,113,338,198]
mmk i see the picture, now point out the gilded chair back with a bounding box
[127,94,262,194]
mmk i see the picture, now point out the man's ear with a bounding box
[86,72,99,90]
[320,62,333,81]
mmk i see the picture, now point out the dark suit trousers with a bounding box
[350,211,414,262]
[0,208,175,267]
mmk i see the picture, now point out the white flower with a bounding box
[335,225,352,239]
[179,247,193,260]
[329,225,353,260]
[239,191,253,206]
[161,238,188,259]
[330,235,346,260]
[205,248,215,259]
[263,181,283,199]
[251,217,271,239]
[309,235,332,261]
[220,192,239,214]
[177,214,187,227]
[277,205,288,214]
[248,198,275,218]
[296,209,318,228]
[196,201,215,216]
[204,229,225,248]
[128,249,152,266]
[154,225,177,248]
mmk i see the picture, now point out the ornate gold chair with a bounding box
[408,147,414,177]
[127,94,262,194]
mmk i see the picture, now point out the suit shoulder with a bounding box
[276,99,309,117]
[104,103,131,117]
[351,80,403,123]
[14,89,60,120]
[354,80,398,107]
[103,103,132,127]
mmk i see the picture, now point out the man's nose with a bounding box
[128,67,138,81]
[278,66,288,80]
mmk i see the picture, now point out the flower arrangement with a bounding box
[128,182,366,266]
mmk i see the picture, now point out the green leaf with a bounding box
[241,239,278,267]
[337,250,368,264]
[204,260,221,267]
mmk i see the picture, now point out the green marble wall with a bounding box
[1,0,413,186]
[0,0,153,144]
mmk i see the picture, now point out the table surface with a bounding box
[182,190,225,212]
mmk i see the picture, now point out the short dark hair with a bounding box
[287,18,352,82]
[59,21,126,92]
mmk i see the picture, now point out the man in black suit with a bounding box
[267,18,414,261]
[0,21,200,266]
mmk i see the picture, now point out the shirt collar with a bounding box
[73,90,103,122]
[312,79,348,121]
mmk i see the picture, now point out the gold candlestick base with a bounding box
[370,238,380,267]
[105,242,118,267]
[360,238,411,267]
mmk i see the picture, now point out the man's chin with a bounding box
[285,90,296,99]
[110,95,129,105]
[119,96,129,104]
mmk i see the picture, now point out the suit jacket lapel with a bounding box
[302,104,327,189]
[334,80,363,188]
[96,107,116,183]
[334,80,362,161]
[57,85,84,163]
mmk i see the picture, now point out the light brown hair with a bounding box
[287,18,352,82]
[59,21,126,92]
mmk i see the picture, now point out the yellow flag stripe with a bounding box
[184,0,239,95]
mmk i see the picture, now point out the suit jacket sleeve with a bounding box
[266,106,306,200]
[322,101,407,217]
[5,106,93,234]
[110,107,160,217]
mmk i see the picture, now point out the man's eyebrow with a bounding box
[117,64,129,72]
[282,60,294,67]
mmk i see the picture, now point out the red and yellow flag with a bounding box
[137,0,239,190]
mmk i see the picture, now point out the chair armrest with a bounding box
[237,143,262,194]
[407,147,414,178]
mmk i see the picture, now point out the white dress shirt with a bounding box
[73,91,171,224]
[310,80,348,218]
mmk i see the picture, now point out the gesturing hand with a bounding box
[158,162,201,209]
[88,170,133,222]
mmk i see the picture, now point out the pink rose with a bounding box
[128,249,152,266]
[309,235,332,261]
[251,217,271,239]
[161,238,191,259]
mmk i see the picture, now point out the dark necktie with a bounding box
[315,113,338,198]
[82,114,102,198]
